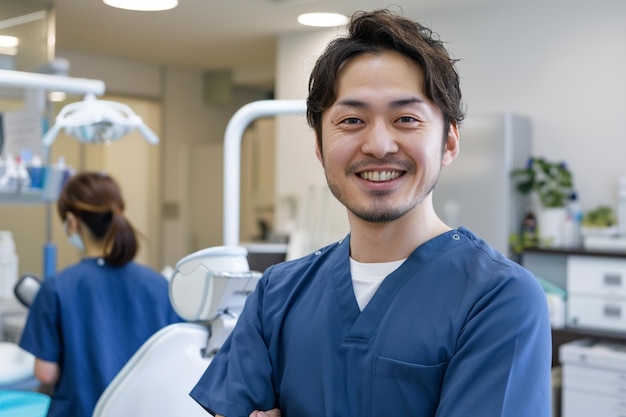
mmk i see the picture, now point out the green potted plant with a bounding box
[511,157,574,247]
[511,157,573,208]
[581,205,618,237]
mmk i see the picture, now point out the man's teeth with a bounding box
[359,171,401,182]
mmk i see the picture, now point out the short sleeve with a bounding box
[19,278,62,363]
[190,276,276,417]
[436,266,552,417]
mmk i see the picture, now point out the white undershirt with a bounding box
[350,257,407,311]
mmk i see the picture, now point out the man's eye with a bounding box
[341,117,362,125]
[398,116,418,123]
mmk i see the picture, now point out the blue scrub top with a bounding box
[190,228,552,417]
[19,258,183,417]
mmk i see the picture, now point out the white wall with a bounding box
[424,0,626,212]
[275,0,626,244]
[57,49,161,99]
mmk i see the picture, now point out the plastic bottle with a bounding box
[27,155,46,189]
[520,210,539,248]
[43,156,70,201]
[0,154,18,190]
[15,155,31,190]
[564,192,583,247]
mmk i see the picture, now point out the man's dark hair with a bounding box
[307,9,465,149]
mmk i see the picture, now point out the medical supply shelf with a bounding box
[521,248,626,366]
[522,248,626,417]
[0,188,55,204]
[0,161,71,204]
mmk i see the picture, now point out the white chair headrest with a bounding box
[169,246,260,322]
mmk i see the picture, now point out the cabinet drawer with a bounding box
[562,388,626,417]
[568,256,626,297]
[568,296,626,332]
[563,365,626,396]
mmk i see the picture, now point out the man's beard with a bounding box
[325,171,440,224]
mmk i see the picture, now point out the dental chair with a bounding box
[93,99,305,417]
[92,246,261,417]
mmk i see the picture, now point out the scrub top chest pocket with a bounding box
[371,356,448,417]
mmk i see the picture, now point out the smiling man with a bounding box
[190,9,552,417]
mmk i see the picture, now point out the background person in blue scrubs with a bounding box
[191,9,552,417]
[19,171,183,417]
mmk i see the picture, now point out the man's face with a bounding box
[316,50,459,224]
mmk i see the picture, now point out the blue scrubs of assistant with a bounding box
[19,258,183,417]
[190,228,552,417]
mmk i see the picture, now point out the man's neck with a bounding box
[347,208,450,263]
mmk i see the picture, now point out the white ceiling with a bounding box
[47,0,491,73]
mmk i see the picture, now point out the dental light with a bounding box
[42,94,159,147]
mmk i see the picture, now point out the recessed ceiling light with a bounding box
[103,0,178,11]
[297,12,348,28]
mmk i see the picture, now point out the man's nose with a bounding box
[361,121,399,158]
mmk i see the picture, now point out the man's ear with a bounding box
[442,123,460,167]
[315,137,323,165]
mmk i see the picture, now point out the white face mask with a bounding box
[65,220,85,252]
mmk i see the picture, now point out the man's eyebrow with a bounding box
[336,98,367,109]
[389,97,425,108]
[335,97,425,109]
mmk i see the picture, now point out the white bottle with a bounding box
[15,156,31,190]
[0,154,18,190]
[0,230,19,299]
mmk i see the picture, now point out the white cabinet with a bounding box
[523,249,626,417]
[561,339,626,417]
[567,256,626,332]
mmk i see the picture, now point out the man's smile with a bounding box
[358,170,404,182]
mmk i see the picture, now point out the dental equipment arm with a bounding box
[223,99,306,247]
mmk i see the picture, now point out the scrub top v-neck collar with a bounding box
[331,229,466,342]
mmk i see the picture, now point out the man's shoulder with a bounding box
[276,239,343,266]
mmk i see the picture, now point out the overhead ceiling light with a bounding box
[103,0,178,11]
[297,12,348,28]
